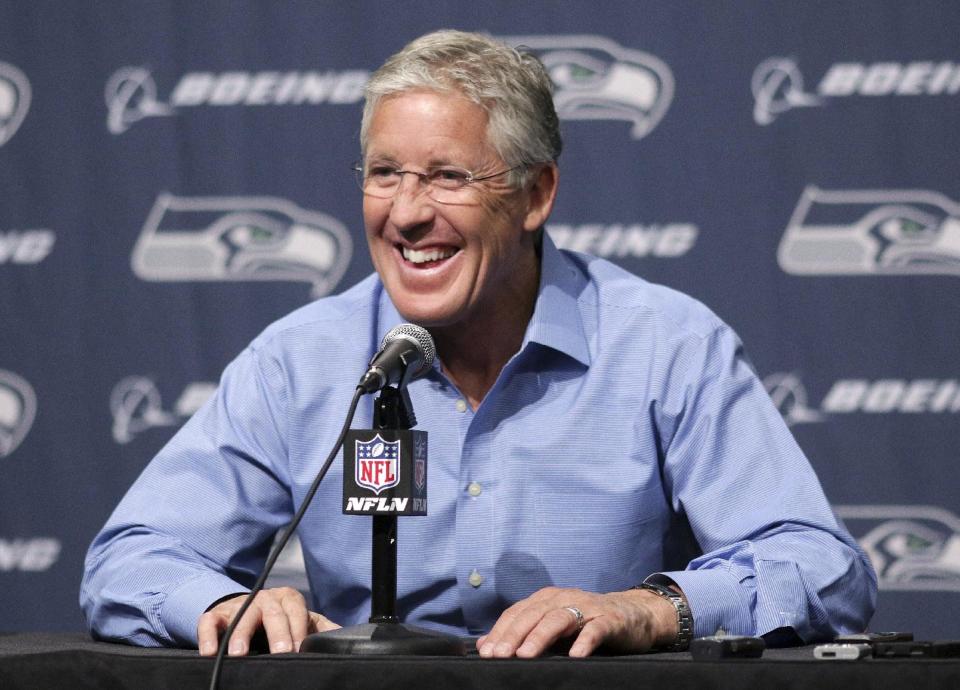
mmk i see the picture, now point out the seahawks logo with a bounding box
[0,62,31,147]
[0,370,37,458]
[132,193,352,298]
[504,35,674,140]
[836,505,960,592]
[779,187,960,276]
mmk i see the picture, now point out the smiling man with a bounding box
[361,88,555,411]
[82,30,875,659]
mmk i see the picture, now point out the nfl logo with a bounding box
[355,434,400,495]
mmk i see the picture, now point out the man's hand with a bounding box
[197,587,339,656]
[476,586,681,658]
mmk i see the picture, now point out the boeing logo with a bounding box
[503,35,674,140]
[0,61,31,146]
[110,376,216,444]
[751,57,823,126]
[821,379,960,414]
[132,193,352,297]
[754,58,960,125]
[105,67,369,134]
[836,505,960,592]
[0,229,56,264]
[0,370,37,458]
[779,187,960,277]
[107,39,671,139]
[762,372,825,427]
[765,373,960,426]
[548,222,697,258]
[0,537,60,572]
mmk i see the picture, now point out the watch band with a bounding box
[635,582,694,651]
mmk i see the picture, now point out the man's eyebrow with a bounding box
[364,153,481,168]
[364,153,399,164]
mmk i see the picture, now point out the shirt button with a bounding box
[467,482,482,497]
[455,399,468,413]
[469,569,484,587]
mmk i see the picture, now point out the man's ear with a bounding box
[522,163,559,233]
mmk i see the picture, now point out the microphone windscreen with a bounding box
[380,324,436,379]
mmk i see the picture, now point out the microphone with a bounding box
[358,324,436,394]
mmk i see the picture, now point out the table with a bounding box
[2,632,958,689]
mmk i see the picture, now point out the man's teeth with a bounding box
[402,247,457,264]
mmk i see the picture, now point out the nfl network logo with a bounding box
[355,434,400,495]
[414,433,427,493]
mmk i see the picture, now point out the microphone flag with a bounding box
[343,429,428,516]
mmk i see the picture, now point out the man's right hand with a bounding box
[197,587,340,656]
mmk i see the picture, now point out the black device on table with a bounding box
[690,635,766,660]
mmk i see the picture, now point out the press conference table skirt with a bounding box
[1,632,958,689]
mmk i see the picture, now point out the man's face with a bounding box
[362,90,546,330]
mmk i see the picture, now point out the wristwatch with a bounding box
[635,582,694,651]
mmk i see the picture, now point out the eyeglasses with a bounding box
[352,161,522,204]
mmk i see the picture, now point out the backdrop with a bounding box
[2,1,958,639]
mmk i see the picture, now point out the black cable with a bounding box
[209,385,365,690]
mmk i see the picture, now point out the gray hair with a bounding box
[360,30,562,187]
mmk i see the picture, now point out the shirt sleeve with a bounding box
[649,324,877,642]
[80,345,294,647]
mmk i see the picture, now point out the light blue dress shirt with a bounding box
[81,236,876,647]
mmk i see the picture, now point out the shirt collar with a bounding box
[375,232,591,370]
[521,232,591,367]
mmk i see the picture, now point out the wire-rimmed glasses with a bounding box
[352,161,522,204]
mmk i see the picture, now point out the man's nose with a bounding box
[388,173,436,229]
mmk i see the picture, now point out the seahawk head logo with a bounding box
[779,187,960,277]
[0,370,37,458]
[835,505,960,592]
[132,193,353,298]
[0,62,31,147]
[862,518,960,590]
[503,35,673,140]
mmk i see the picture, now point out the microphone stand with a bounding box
[300,385,465,655]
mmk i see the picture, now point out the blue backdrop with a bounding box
[2,1,958,638]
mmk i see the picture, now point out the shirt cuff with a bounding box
[161,572,251,646]
[646,570,753,638]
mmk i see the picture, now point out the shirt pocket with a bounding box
[533,486,666,592]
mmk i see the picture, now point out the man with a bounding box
[81,30,876,659]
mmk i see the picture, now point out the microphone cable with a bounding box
[208,385,365,690]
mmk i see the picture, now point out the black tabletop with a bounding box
[2,632,958,689]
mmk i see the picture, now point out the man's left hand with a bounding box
[476,586,680,658]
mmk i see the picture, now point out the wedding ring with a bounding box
[563,606,585,632]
